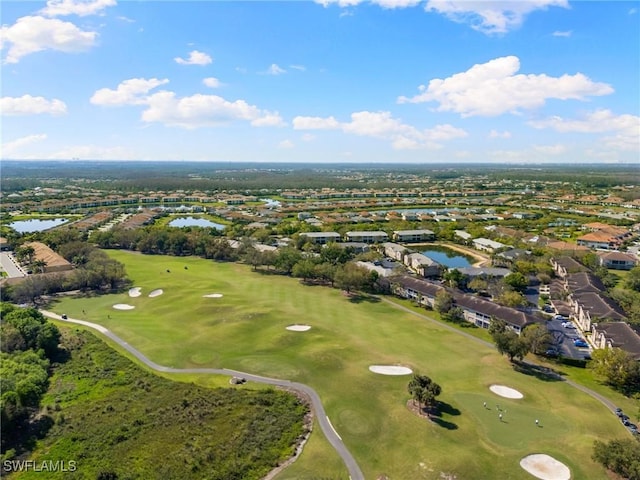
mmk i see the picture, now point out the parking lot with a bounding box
[546,316,592,360]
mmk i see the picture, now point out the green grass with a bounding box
[49,250,633,479]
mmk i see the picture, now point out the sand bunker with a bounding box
[203,293,224,298]
[369,365,413,375]
[128,287,142,297]
[490,385,524,399]
[148,289,163,298]
[286,324,311,332]
[113,304,135,310]
[520,454,571,480]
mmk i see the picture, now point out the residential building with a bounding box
[597,251,638,270]
[404,252,442,277]
[392,229,435,243]
[472,238,506,253]
[345,231,389,244]
[300,232,341,245]
[591,322,640,361]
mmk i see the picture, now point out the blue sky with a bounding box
[1,0,638,163]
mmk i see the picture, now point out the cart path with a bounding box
[380,298,619,413]
[40,310,364,480]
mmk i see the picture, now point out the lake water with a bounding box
[422,247,472,268]
[168,217,225,230]
[9,218,69,233]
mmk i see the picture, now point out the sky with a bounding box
[1,0,639,164]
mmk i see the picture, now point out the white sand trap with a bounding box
[128,287,142,297]
[203,293,224,298]
[369,365,413,375]
[286,324,311,332]
[490,385,524,399]
[520,454,571,480]
[148,289,163,298]
[113,304,135,310]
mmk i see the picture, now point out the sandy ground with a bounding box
[113,304,135,310]
[490,385,524,399]
[203,293,223,298]
[369,365,413,375]
[520,454,571,480]
[148,289,163,298]
[286,325,312,331]
[128,287,142,297]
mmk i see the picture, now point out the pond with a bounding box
[422,246,473,268]
[9,218,69,233]
[168,216,225,230]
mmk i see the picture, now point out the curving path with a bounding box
[40,311,364,480]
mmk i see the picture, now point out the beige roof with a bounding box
[24,242,72,269]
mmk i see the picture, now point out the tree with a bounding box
[407,374,442,416]
[292,259,318,282]
[443,269,464,289]
[589,347,640,395]
[504,272,528,293]
[274,248,302,275]
[626,266,640,292]
[31,259,47,274]
[489,318,529,362]
[243,247,263,271]
[433,290,454,314]
[593,438,640,480]
[468,277,488,294]
[333,263,375,294]
[521,323,553,355]
[496,290,528,308]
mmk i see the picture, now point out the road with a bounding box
[40,310,364,480]
[0,251,27,278]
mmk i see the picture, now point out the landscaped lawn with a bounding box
[50,250,630,480]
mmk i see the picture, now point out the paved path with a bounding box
[40,311,364,480]
[380,297,621,415]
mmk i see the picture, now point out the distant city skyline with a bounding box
[1,0,638,163]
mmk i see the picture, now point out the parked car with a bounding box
[544,348,559,358]
[542,305,554,313]
[574,339,588,348]
[554,314,568,321]
[61,314,68,319]
[615,408,624,417]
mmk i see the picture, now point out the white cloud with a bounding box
[293,116,341,130]
[203,77,222,88]
[529,109,640,151]
[174,50,212,66]
[40,0,116,17]
[398,56,613,117]
[278,140,294,149]
[91,77,283,129]
[629,8,637,15]
[0,15,98,63]
[489,129,512,139]
[425,0,569,35]
[90,78,169,106]
[289,64,306,71]
[141,91,284,129]
[317,0,421,8]
[294,110,466,149]
[534,144,567,155]
[265,63,286,75]
[301,133,316,141]
[1,95,67,115]
[552,30,572,37]
[1,134,48,157]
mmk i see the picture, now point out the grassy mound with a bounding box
[7,329,308,480]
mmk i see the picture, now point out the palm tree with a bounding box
[408,374,442,417]
[32,259,47,274]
